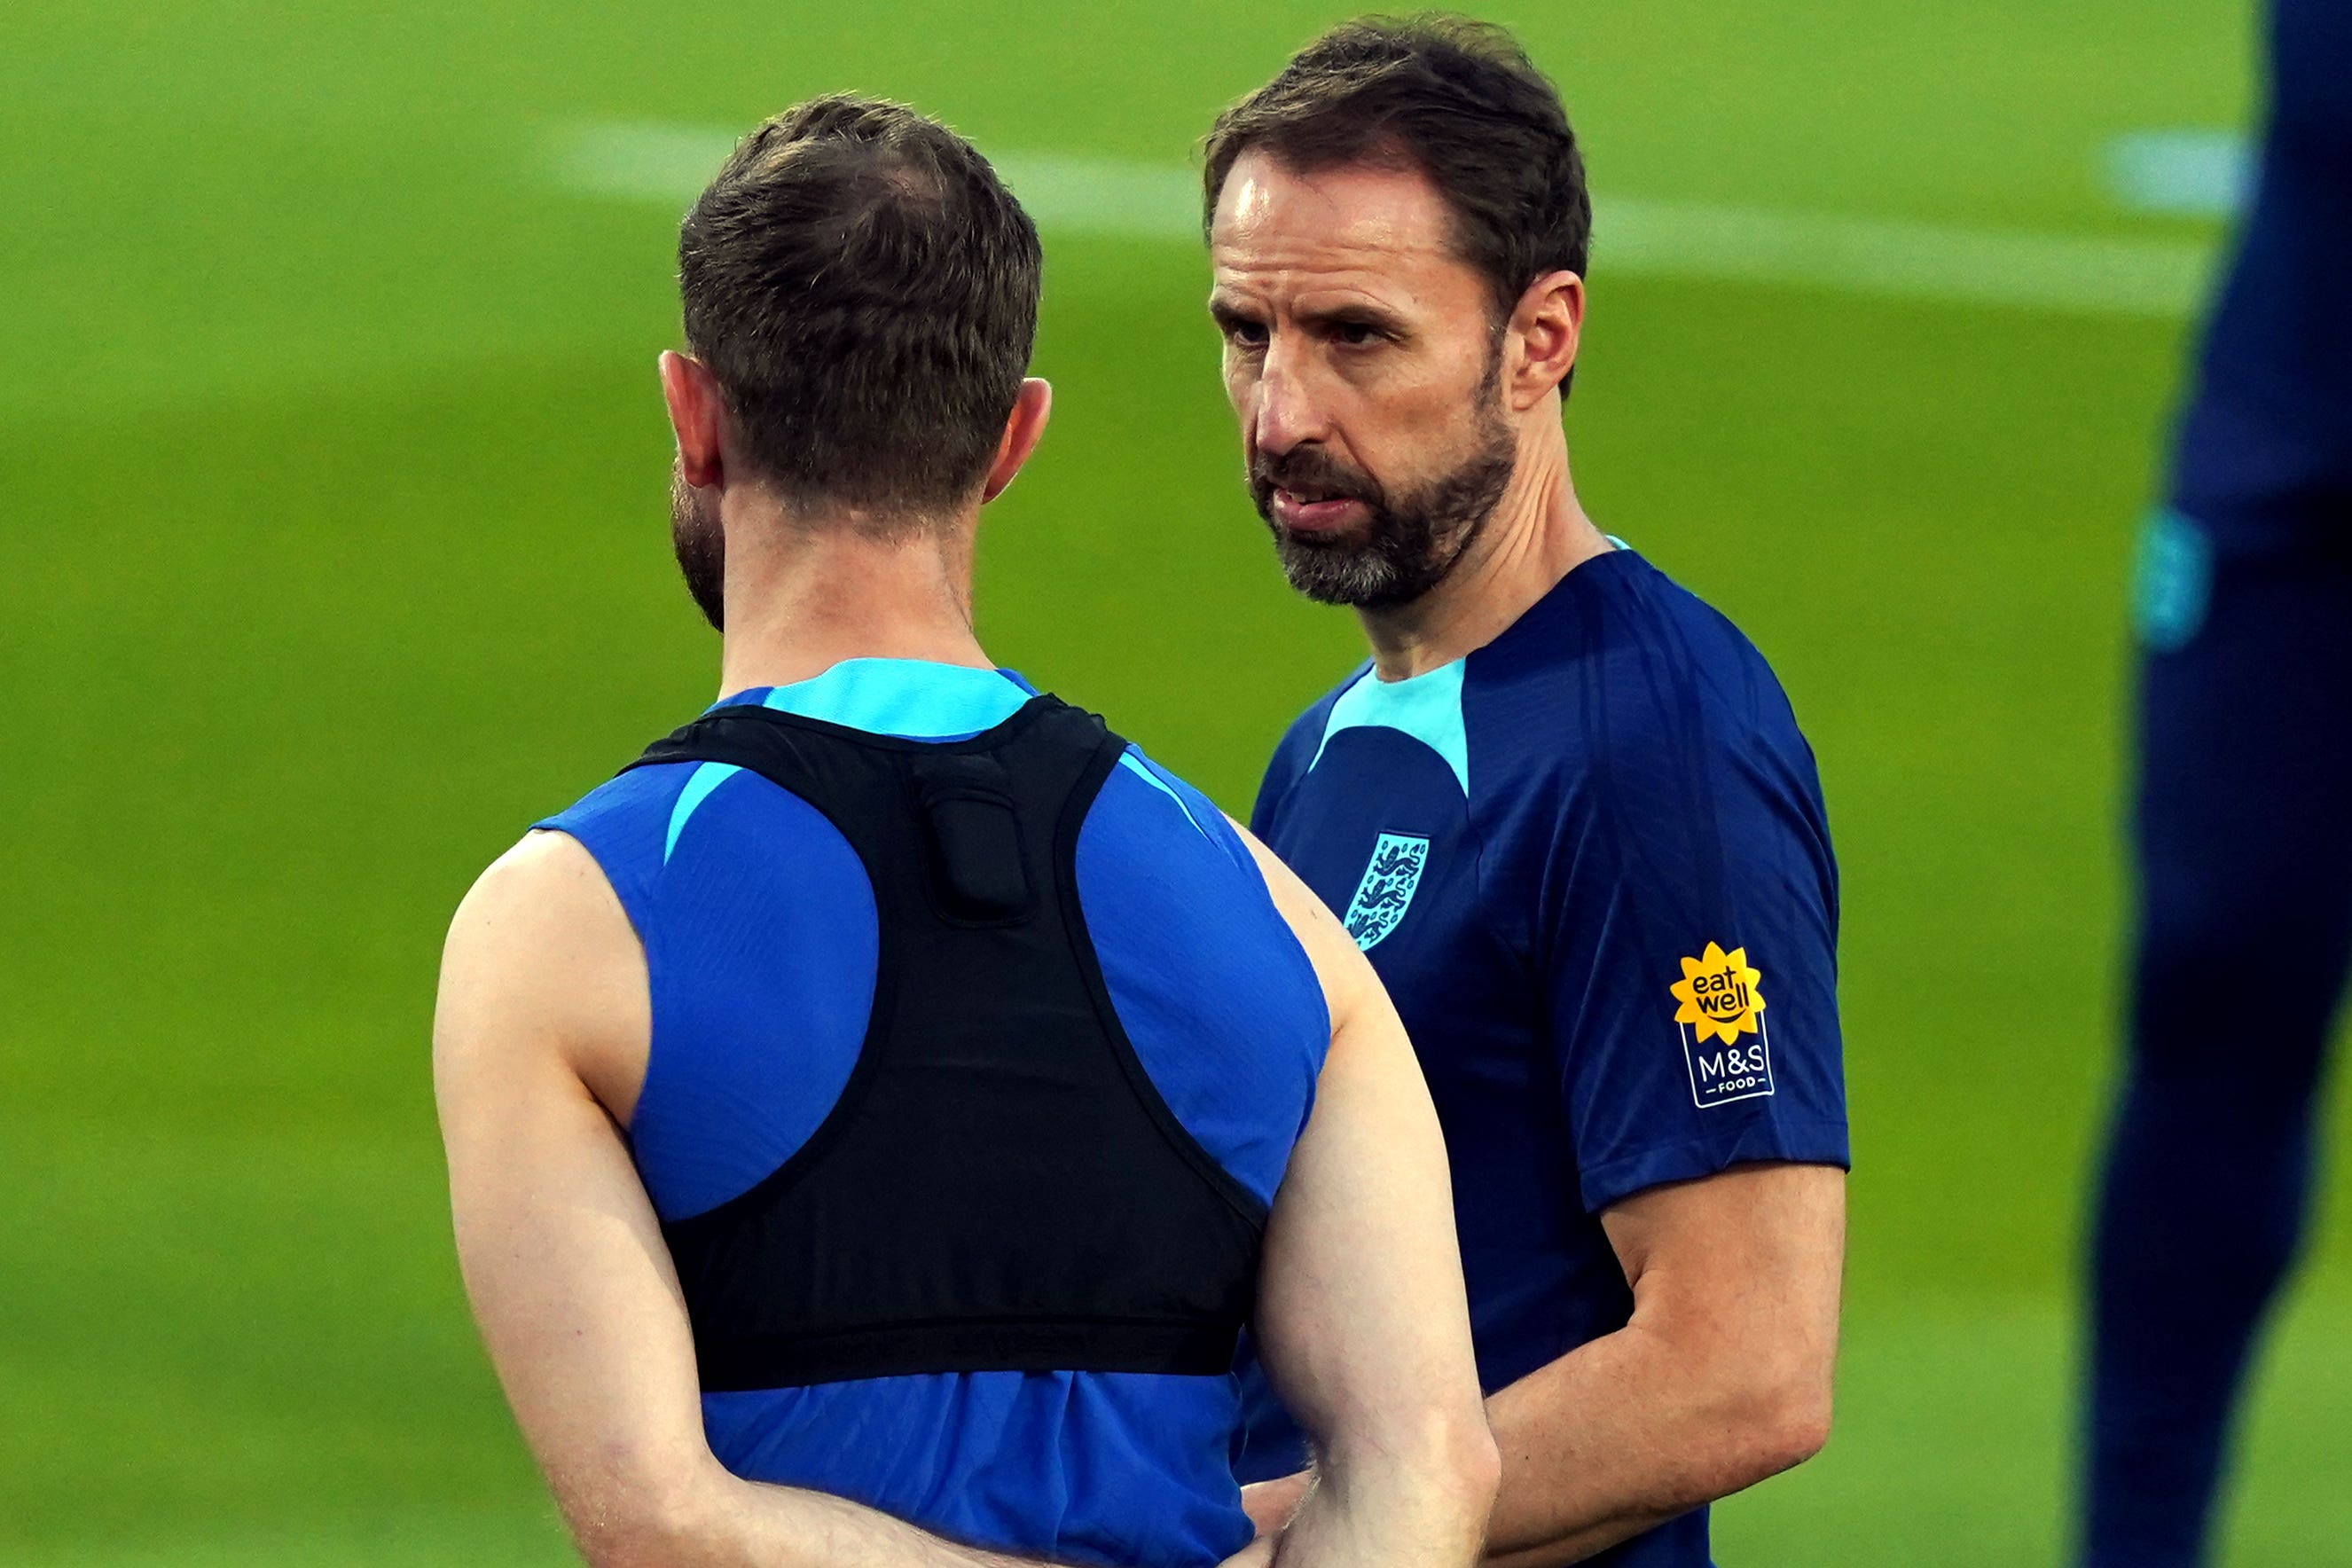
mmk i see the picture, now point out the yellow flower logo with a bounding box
[1671,942,1765,1046]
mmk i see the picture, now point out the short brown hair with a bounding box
[679,96,1042,515]
[1203,15,1590,322]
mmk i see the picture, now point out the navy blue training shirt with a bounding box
[1233,547,1847,1567]
[537,658,1329,1568]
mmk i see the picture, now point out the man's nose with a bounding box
[1251,342,1329,458]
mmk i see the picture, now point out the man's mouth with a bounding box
[1269,486,1368,534]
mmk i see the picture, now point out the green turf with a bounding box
[7,0,2348,1562]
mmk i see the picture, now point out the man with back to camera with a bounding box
[1201,20,1849,1565]
[2082,4,2352,1564]
[431,95,1497,1568]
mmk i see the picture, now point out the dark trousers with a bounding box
[2082,539,2352,1567]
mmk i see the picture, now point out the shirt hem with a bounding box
[1578,1120,1851,1214]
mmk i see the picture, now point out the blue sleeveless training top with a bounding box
[537,658,1329,1568]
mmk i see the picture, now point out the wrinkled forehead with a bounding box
[1209,151,1480,312]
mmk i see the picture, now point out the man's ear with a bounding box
[659,351,729,490]
[981,378,1053,504]
[1504,270,1585,411]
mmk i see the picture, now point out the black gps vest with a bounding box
[624,695,1270,1392]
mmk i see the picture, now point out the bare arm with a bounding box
[1478,1163,1845,1565]
[433,832,1079,1568]
[1235,830,1500,1568]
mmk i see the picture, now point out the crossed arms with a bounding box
[432,827,1496,1568]
[1247,1158,1846,1564]
[1477,1163,1843,1564]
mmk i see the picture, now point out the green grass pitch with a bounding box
[4,1,2348,1563]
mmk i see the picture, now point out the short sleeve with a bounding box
[1543,704,1849,1214]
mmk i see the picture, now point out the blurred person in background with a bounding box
[1202,19,1848,1567]
[2082,3,2352,1564]
[433,95,1496,1568]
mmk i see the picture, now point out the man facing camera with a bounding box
[434,95,1493,1568]
[1203,20,1849,1565]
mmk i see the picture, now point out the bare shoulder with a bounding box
[1226,815,1379,1036]
[434,830,649,1120]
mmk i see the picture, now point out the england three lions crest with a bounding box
[1344,833,1431,951]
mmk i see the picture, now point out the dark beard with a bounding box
[669,466,725,631]
[1248,390,1516,610]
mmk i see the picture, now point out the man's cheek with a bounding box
[1221,357,1255,412]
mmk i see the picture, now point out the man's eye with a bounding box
[1226,320,1268,349]
[1334,323,1381,347]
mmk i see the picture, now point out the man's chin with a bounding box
[1274,540,1402,608]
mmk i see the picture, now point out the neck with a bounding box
[715,493,992,696]
[1357,423,1609,681]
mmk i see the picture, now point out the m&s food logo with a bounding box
[1670,941,1773,1108]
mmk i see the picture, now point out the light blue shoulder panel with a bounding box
[1307,658,1470,796]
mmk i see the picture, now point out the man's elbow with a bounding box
[1407,1402,1503,1542]
[1326,1399,1501,1520]
[554,1452,720,1568]
[574,1518,680,1568]
[1720,1363,1832,1486]
[1449,1407,1506,1520]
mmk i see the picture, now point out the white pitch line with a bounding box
[553,120,740,204]
[550,122,2216,320]
[1596,194,2209,318]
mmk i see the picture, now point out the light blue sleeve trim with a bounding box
[2134,506,2213,652]
[1119,750,1216,844]
[1307,658,1470,796]
[663,761,742,864]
